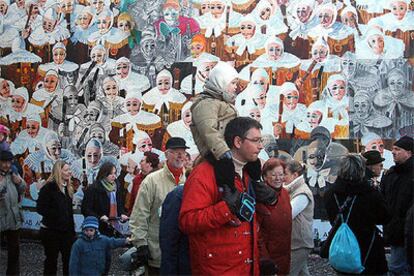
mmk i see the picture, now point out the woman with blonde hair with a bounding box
[37,160,75,275]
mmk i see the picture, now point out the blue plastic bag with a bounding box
[329,195,365,274]
[329,222,364,274]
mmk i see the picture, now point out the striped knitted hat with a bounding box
[82,216,99,230]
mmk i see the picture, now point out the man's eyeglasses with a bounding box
[243,136,264,145]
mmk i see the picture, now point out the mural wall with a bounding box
[0,0,413,226]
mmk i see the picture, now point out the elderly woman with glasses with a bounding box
[257,157,292,275]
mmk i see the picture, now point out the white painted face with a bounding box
[0,80,11,98]
[97,15,111,34]
[312,45,329,63]
[182,109,192,128]
[53,48,66,65]
[329,80,346,101]
[296,3,312,23]
[391,1,408,20]
[240,21,256,40]
[283,90,299,110]
[0,0,8,15]
[117,19,131,33]
[318,8,335,28]
[388,72,405,97]
[367,34,384,55]
[116,62,129,78]
[267,42,283,61]
[157,76,171,95]
[103,79,118,102]
[163,6,179,26]
[79,12,93,29]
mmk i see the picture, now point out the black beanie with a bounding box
[394,136,413,153]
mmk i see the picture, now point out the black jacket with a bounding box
[159,185,190,276]
[37,181,75,233]
[324,178,391,275]
[381,157,414,246]
[81,180,126,236]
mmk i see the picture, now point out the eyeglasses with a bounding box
[117,65,128,70]
[243,136,264,145]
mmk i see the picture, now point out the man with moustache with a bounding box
[129,137,188,275]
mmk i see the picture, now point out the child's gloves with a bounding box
[214,158,236,191]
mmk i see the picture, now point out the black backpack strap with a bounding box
[363,228,377,266]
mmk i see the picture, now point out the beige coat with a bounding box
[284,175,314,250]
[129,165,185,268]
[190,95,237,160]
[0,175,26,232]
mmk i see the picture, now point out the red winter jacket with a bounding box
[257,187,292,275]
[179,161,259,276]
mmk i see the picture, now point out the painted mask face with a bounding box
[330,80,346,101]
[46,140,62,161]
[200,2,210,14]
[42,17,57,33]
[16,0,25,8]
[53,48,66,65]
[85,146,101,167]
[198,62,216,81]
[249,108,261,122]
[90,129,105,144]
[11,95,26,112]
[312,45,328,63]
[116,62,129,78]
[353,96,370,120]
[126,98,140,115]
[60,0,73,13]
[307,142,326,170]
[190,42,204,58]
[137,138,152,152]
[283,91,299,110]
[163,7,179,26]
[307,110,323,128]
[368,34,384,55]
[318,8,335,28]
[267,42,283,61]
[0,80,10,98]
[391,1,407,20]
[388,73,405,97]
[97,15,111,34]
[254,91,267,109]
[157,76,171,95]
[67,93,78,107]
[79,12,92,29]
[141,39,156,60]
[126,158,138,174]
[341,11,357,28]
[103,79,118,101]
[26,120,40,138]
[296,4,312,23]
[29,4,40,19]
[182,109,192,128]
[260,7,271,20]
[366,139,385,156]
[91,0,104,13]
[252,77,269,93]
[0,1,8,15]
[210,1,225,17]
[86,108,99,122]
[117,19,131,32]
[240,21,256,39]
[91,49,106,64]
[44,75,59,93]
[341,58,356,78]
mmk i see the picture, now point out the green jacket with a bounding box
[190,95,237,160]
[129,165,185,268]
[0,175,26,231]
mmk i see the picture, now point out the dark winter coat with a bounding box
[81,180,126,236]
[160,185,190,276]
[69,232,126,276]
[405,204,413,268]
[37,180,75,233]
[380,157,414,246]
[324,178,391,275]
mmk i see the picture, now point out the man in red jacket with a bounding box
[179,117,277,275]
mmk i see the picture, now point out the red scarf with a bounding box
[167,163,183,185]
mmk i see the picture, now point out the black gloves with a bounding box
[222,185,242,215]
[253,181,278,206]
[259,258,278,276]
[132,245,151,266]
[213,157,236,191]
[244,159,262,181]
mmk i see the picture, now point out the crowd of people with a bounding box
[0,116,413,275]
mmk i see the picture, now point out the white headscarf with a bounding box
[204,61,239,103]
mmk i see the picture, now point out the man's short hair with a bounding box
[224,117,262,148]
